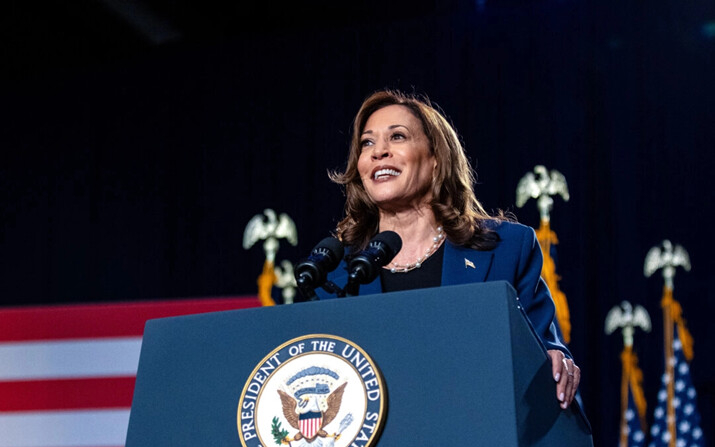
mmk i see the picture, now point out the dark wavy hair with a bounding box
[329,89,508,251]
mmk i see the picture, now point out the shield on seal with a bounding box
[299,411,323,439]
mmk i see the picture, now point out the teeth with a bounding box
[374,169,400,179]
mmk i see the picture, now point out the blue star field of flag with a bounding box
[624,388,646,446]
[647,330,704,447]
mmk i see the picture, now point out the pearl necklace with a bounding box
[388,226,445,273]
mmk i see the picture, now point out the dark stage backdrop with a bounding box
[1,1,713,446]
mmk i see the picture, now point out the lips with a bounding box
[372,167,401,180]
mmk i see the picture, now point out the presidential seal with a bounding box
[237,334,386,447]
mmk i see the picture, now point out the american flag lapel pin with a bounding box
[464,258,475,269]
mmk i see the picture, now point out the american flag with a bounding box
[624,388,647,447]
[0,296,259,447]
[647,328,705,447]
[617,344,648,447]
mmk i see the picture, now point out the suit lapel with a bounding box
[441,241,493,286]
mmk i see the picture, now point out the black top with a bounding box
[380,243,445,292]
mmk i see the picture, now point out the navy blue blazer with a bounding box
[315,220,570,356]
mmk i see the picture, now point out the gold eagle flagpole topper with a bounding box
[605,301,651,447]
[243,209,298,306]
[516,165,572,342]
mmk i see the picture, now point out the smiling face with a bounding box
[357,104,436,212]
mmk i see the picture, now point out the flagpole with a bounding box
[661,286,676,447]
[619,345,647,447]
[606,301,650,447]
[516,165,571,343]
[242,209,299,306]
[619,346,630,447]
[535,217,571,343]
[644,239,701,447]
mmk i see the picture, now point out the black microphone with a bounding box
[345,231,402,296]
[294,236,345,301]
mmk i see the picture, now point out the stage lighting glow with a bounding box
[701,21,715,39]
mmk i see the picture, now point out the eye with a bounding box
[360,138,374,149]
[391,132,406,141]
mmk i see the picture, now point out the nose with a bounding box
[370,140,390,160]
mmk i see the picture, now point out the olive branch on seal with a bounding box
[271,416,290,445]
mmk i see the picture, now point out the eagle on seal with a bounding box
[277,382,347,443]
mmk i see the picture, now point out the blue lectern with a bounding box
[126,281,592,446]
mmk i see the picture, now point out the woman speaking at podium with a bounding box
[315,88,580,410]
